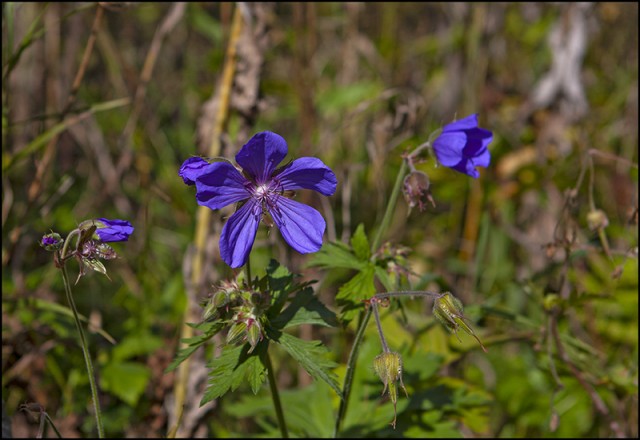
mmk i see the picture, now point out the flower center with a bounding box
[254,184,271,201]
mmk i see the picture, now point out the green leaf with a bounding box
[3,98,130,171]
[306,241,367,271]
[30,298,116,344]
[270,287,338,330]
[165,321,223,373]
[201,343,265,405]
[265,259,295,317]
[267,328,343,399]
[374,265,396,292]
[112,333,164,362]
[351,223,371,260]
[336,264,377,323]
[101,361,151,407]
[246,351,268,395]
[316,80,384,116]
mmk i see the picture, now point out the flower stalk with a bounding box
[59,230,105,438]
[265,349,288,438]
[334,156,408,437]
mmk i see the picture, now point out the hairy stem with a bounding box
[60,263,104,438]
[334,158,409,437]
[371,303,390,353]
[370,159,408,252]
[333,307,371,438]
[265,349,288,438]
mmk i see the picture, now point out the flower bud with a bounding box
[587,209,609,231]
[433,292,487,353]
[246,319,263,353]
[403,171,435,212]
[373,351,407,429]
[202,302,216,322]
[226,321,248,346]
[40,232,64,251]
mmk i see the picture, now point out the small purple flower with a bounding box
[40,232,63,251]
[180,131,337,268]
[94,218,134,242]
[432,114,493,179]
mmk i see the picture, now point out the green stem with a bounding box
[371,303,390,353]
[245,258,253,290]
[333,308,371,437]
[370,159,408,252]
[265,349,288,438]
[44,412,63,439]
[334,158,409,437]
[60,264,104,438]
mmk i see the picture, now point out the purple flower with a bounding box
[94,218,134,242]
[40,232,63,251]
[432,114,493,178]
[180,131,337,268]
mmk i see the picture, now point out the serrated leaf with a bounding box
[165,321,223,373]
[265,259,295,316]
[351,223,370,260]
[374,265,396,292]
[267,328,343,399]
[306,241,367,271]
[201,343,265,405]
[246,350,268,395]
[336,264,377,323]
[270,287,338,330]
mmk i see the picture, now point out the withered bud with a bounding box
[403,171,435,212]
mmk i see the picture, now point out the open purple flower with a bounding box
[432,114,492,179]
[94,218,134,242]
[179,131,337,268]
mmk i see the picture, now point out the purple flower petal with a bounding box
[441,113,479,132]
[275,157,338,196]
[95,218,134,242]
[451,160,480,179]
[268,197,326,254]
[471,147,491,168]
[235,131,288,184]
[195,162,250,210]
[179,157,210,185]
[432,114,493,178]
[432,132,467,167]
[219,199,262,268]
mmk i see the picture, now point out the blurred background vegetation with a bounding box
[2,2,637,438]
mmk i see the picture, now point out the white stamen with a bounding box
[255,185,269,198]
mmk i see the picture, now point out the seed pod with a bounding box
[433,292,487,353]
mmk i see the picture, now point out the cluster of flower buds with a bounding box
[202,280,269,354]
[374,242,412,280]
